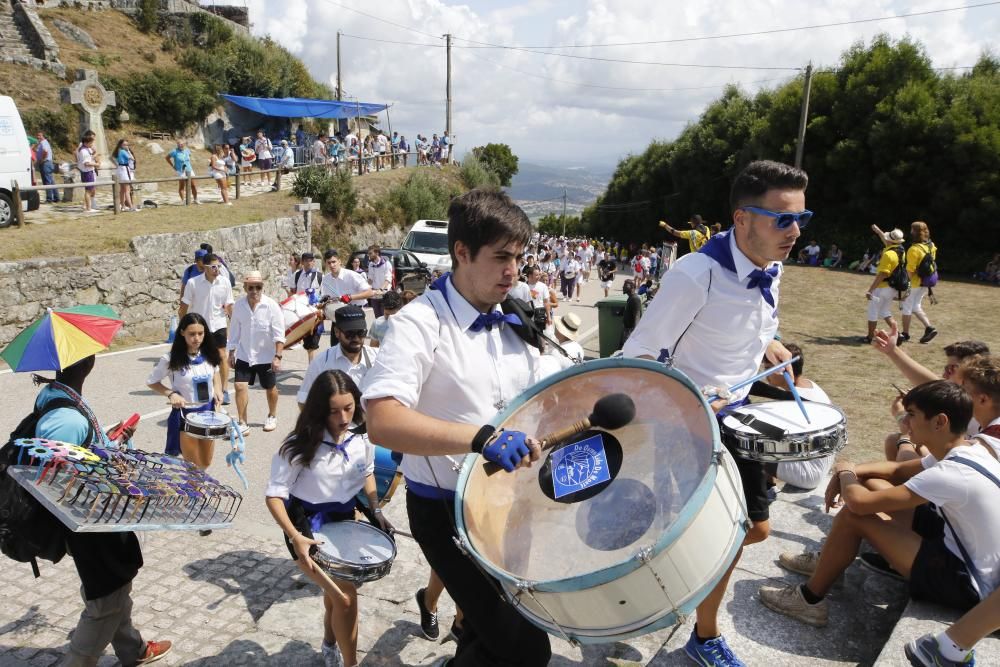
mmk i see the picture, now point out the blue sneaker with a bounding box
[684,628,746,667]
[905,633,975,666]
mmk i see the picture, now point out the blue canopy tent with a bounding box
[221,95,388,119]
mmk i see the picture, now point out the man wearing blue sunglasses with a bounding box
[625,159,808,667]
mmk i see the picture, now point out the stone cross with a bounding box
[60,69,116,171]
[294,197,321,243]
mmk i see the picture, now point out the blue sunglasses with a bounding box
[740,206,813,229]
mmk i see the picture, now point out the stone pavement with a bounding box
[0,483,909,666]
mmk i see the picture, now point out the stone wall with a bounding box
[0,217,309,348]
[10,0,66,76]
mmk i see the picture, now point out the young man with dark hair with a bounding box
[760,380,1000,630]
[180,253,234,404]
[363,188,552,666]
[624,159,804,666]
[320,249,374,346]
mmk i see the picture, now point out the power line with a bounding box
[462,49,793,92]
[313,0,442,40]
[451,2,1000,50]
[340,32,445,48]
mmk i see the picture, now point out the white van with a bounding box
[0,96,40,229]
[401,219,452,273]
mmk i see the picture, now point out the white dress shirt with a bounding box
[367,257,393,292]
[361,276,546,491]
[508,281,531,303]
[227,296,285,365]
[297,344,378,404]
[321,269,371,306]
[265,431,375,504]
[181,274,235,333]
[623,231,780,404]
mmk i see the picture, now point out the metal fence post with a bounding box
[235,169,241,200]
[184,176,192,205]
[112,174,119,215]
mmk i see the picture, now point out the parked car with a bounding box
[0,95,40,229]
[401,219,451,273]
[349,248,432,294]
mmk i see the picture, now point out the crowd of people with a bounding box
[306,127,454,173]
[10,161,1000,667]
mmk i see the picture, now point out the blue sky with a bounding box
[237,0,998,168]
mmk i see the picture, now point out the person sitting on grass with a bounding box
[822,244,843,268]
[797,239,821,265]
[972,253,1000,284]
[757,380,1000,628]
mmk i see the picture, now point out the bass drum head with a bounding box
[459,359,716,584]
[315,520,395,566]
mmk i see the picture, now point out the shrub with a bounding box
[323,169,358,219]
[459,154,501,190]
[21,106,76,151]
[137,0,159,33]
[381,171,456,224]
[111,69,218,132]
[290,165,330,201]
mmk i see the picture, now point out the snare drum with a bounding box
[720,401,847,462]
[455,358,748,644]
[280,294,321,347]
[312,520,396,583]
[182,412,232,440]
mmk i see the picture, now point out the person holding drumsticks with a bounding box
[147,312,224,468]
[624,160,803,667]
[265,369,390,667]
[362,189,552,666]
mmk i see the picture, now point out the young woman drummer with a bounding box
[146,312,223,469]
[265,369,391,667]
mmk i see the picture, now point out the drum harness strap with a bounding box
[415,280,582,647]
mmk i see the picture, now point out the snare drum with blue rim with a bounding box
[355,446,403,510]
[454,358,748,644]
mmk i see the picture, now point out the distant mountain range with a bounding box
[505,161,612,220]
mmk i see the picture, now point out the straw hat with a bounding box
[242,270,263,285]
[881,229,905,246]
[554,312,582,340]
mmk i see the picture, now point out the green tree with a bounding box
[537,213,583,237]
[471,143,519,187]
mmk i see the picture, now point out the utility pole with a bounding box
[561,189,567,237]
[444,33,452,141]
[794,62,813,169]
[336,32,342,101]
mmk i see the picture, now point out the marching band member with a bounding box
[265,370,389,667]
[624,160,806,667]
[147,312,223,471]
[362,189,552,666]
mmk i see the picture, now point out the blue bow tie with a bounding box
[322,435,355,461]
[746,266,780,307]
[470,311,522,332]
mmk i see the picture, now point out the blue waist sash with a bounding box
[406,478,456,502]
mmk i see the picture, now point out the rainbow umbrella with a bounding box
[1,305,123,372]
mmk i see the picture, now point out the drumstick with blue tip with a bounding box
[703,356,800,402]
[483,393,636,476]
[782,370,811,423]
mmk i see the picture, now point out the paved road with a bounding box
[0,274,902,665]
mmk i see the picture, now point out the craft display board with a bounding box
[6,439,242,533]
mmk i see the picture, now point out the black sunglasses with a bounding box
[340,329,367,339]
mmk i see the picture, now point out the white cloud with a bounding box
[234,0,998,165]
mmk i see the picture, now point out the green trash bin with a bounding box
[596,295,629,358]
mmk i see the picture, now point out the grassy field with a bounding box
[777,265,999,463]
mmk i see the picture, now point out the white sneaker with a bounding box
[193,200,202,205]
[237,421,250,435]
[263,416,277,432]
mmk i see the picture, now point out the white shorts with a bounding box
[776,455,833,490]
[176,167,195,178]
[600,280,613,289]
[901,286,928,315]
[116,165,134,183]
[867,286,896,321]
[211,170,227,181]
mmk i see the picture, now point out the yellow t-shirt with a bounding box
[875,245,902,288]
[906,242,936,288]
[677,229,710,252]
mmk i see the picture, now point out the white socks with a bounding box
[936,631,971,661]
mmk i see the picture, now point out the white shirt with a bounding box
[297,344,378,404]
[265,431,374,504]
[147,353,218,406]
[321,269,371,307]
[227,296,285,365]
[361,276,547,491]
[366,257,393,292]
[550,339,584,363]
[181,274,235,333]
[805,243,821,256]
[795,382,830,404]
[508,281,531,303]
[971,416,1000,459]
[907,445,1000,598]
[623,232,780,404]
[295,268,321,294]
[562,259,581,278]
[528,281,551,309]
[283,268,298,291]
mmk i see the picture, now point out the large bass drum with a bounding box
[455,358,748,644]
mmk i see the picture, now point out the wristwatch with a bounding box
[274,355,283,360]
